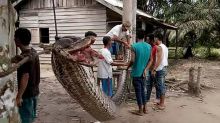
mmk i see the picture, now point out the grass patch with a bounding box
[168,47,220,59]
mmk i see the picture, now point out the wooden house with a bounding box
[14,0,177,64]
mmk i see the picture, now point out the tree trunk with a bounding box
[188,67,201,97]
[183,46,193,59]
[132,0,137,44]
[0,1,20,123]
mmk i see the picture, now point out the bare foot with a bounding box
[130,110,144,116]
[156,105,166,110]
[143,109,148,114]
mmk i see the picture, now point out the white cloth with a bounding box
[156,43,168,71]
[106,24,130,40]
[97,48,113,78]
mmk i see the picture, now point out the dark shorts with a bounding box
[101,78,113,97]
[19,96,38,123]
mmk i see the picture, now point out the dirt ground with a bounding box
[34,59,220,123]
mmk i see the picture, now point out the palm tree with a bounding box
[166,0,220,57]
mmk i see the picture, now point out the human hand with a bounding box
[143,69,149,77]
[98,55,104,59]
[16,96,22,107]
[152,70,156,77]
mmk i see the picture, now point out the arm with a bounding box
[112,35,121,42]
[143,51,153,77]
[90,48,104,59]
[112,35,130,48]
[111,62,127,66]
[114,59,124,62]
[16,73,29,106]
[11,55,24,63]
[146,51,153,70]
[153,46,163,71]
[127,48,135,70]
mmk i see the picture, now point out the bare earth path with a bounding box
[34,59,220,123]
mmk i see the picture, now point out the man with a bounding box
[106,21,131,57]
[84,31,104,86]
[97,36,127,97]
[71,31,104,64]
[127,29,152,115]
[152,32,168,110]
[14,28,40,123]
[146,34,160,105]
[84,31,104,60]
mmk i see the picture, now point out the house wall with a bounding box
[0,1,20,123]
[18,0,107,63]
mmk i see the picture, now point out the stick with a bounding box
[200,84,217,89]
[179,87,188,92]
[172,80,188,88]
[165,80,176,84]
[0,50,50,78]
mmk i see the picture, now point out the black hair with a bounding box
[103,36,111,46]
[147,33,154,42]
[15,28,31,46]
[85,31,97,37]
[154,32,163,41]
[136,29,145,39]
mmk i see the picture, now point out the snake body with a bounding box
[51,37,129,121]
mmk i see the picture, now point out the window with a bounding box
[40,28,49,43]
[29,28,39,44]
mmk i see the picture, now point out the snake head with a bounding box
[53,36,102,67]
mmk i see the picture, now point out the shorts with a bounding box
[155,67,167,96]
[19,96,38,123]
[100,78,113,97]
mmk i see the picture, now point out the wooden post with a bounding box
[196,67,202,96]
[188,67,195,94]
[123,0,133,26]
[0,0,20,122]
[175,30,178,59]
[163,29,167,45]
[188,67,201,97]
[123,0,136,44]
[123,0,136,94]
[132,0,137,44]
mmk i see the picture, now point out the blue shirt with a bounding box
[131,41,151,77]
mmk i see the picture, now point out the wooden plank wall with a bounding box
[19,0,107,64]
[22,0,96,9]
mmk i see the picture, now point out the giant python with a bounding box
[51,36,130,121]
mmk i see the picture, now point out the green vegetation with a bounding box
[169,47,220,59]
[138,0,220,60]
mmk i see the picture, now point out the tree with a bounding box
[166,0,220,57]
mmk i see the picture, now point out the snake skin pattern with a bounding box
[51,37,129,121]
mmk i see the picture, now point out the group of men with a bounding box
[97,22,168,116]
[14,21,168,123]
[128,30,168,115]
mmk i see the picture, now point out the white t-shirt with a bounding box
[106,24,130,40]
[97,48,113,78]
[156,43,168,71]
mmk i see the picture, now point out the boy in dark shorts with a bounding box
[14,28,40,123]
